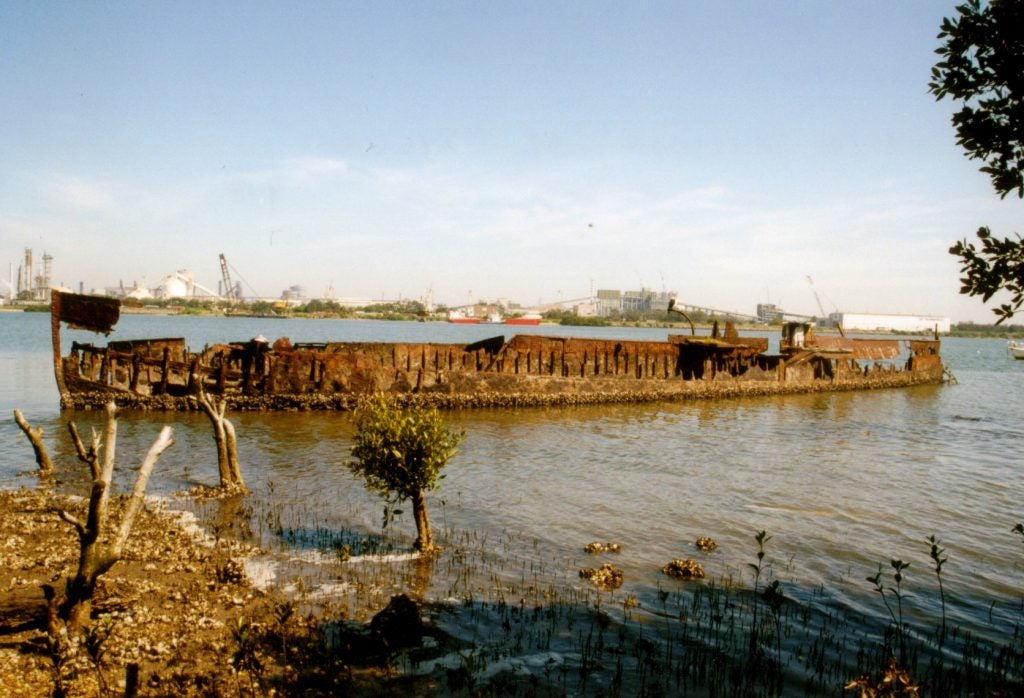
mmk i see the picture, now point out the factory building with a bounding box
[13,248,52,301]
[829,312,951,334]
[595,288,675,316]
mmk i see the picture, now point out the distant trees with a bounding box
[249,300,276,315]
[951,319,1024,336]
[295,298,344,315]
[930,0,1024,322]
[359,300,427,320]
[348,394,464,552]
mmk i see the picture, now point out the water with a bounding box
[3,310,1022,692]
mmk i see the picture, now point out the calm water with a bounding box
[3,310,1022,691]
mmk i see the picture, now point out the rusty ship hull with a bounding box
[50,291,947,411]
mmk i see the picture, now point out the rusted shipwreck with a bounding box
[51,291,946,411]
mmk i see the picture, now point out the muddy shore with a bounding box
[0,488,451,697]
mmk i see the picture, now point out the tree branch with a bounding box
[67,421,101,480]
[13,409,53,472]
[57,509,86,537]
[98,402,118,486]
[112,426,174,558]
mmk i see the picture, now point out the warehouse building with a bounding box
[828,312,950,334]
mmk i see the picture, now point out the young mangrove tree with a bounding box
[348,394,464,552]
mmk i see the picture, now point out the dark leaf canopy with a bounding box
[929,0,1024,199]
[932,0,1024,322]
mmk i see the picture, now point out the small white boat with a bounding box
[1009,340,1024,359]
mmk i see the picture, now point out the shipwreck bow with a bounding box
[51,290,121,397]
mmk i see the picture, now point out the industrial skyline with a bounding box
[7,246,952,334]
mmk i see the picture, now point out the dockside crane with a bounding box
[806,275,827,320]
[219,253,238,303]
[806,275,845,336]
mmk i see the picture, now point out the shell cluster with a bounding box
[578,563,624,590]
[583,541,621,554]
[662,558,705,580]
[695,536,717,552]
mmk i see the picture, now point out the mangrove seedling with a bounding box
[348,393,464,552]
[867,558,911,663]
[762,579,786,670]
[747,530,775,664]
[748,530,772,595]
[927,535,948,646]
[231,616,263,695]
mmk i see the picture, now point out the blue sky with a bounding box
[1,1,1020,322]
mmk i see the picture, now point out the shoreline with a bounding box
[2,472,1021,695]
[0,301,972,335]
[0,487,449,696]
[0,487,277,696]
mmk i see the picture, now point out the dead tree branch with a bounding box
[67,421,101,480]
[13,409,53,472]
[190,385,247,493]
[110,427,171,558]
[51,402,174,632]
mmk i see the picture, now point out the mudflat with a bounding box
[0,488,439,697]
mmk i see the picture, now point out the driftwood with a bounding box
[190,385,246,493]
[13,409,53,472]
[49,403,174,632]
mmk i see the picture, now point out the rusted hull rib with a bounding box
[51,291,947,411]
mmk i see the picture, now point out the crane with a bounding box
[806,275,845,337]
[806,275,827,320]
[219,254,237,303]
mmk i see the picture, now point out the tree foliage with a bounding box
[348,394,463,551]
[949,226,1024,321]
[930,0,1024,322]
[349,394,463,500]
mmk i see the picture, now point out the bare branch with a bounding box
[191,388,217,421]
[67,421,101,480]
[57,509,86,537]
[98,402,118,486]
[223,417,245,492]
[67,421,87,459]
[13,409,54,472]
[191,383,245,492]
[112,426,174,558]
[89,403,118,539]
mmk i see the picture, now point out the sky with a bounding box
[1,1,1020,323]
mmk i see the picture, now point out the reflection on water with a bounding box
[2,313,1024,690]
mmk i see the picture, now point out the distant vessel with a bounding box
[504,313,542,326]
[447,310,481,324]
[448,310,542,325]
[1009,340,1024,359]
